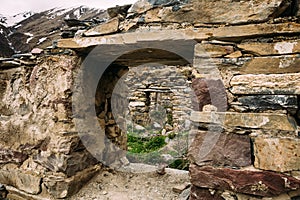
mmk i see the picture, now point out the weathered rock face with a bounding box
[130,0,295,24]
[0,55,101,199]
[0,25,14,57]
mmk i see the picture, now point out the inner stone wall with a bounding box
[125,65,193,131]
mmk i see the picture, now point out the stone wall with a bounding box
[1,0,300,199]
[0,56,101,199]
[57,0,300,198]
[186,8,300,200]
[125,65,193,131]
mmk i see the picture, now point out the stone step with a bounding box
[190,111,297,131]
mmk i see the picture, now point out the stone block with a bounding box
[128,0,153,14]
[189,131,252,167]
[253,136,300,172]
[230,73,300,95]
[190,164,300,197]
[238,56,300,74]
[211,22,300,41]
[43,165,101,199]
[107,4,131,18]
[145,0,289,24]
[34,150,98,177]
[191,78,227,112]
[0,170,41,195]
[84,17,119,37]
[190,112,296,131]
[195,43,234,58]
[58,23,300,49]
[238,41,300,56]
[237,95,298,114]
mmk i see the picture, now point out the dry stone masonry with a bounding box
[0,0,300,199]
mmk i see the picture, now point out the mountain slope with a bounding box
[0,24,14,57]
[0,6,108,57]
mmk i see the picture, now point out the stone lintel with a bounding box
[57,22,300,49]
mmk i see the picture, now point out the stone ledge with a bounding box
[57,22,300,49]
[190,112,297,131]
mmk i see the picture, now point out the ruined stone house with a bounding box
[0,0,300,199]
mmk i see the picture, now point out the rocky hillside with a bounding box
[0,7,108,57]
[0,24,14,57]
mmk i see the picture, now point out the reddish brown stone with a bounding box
[191,78,227,112]
[190,164,300,197]
[190,186,223,200]
[189,131,252,167]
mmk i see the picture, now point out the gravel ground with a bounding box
[70,163,190,200]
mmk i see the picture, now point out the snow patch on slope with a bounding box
[0,12,34,27]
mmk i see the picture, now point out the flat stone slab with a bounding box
[58,22,300,48]
[230,73,300,95]
[194,43,234,58]
[238,40,300,56]
[237,95,298,113]
[253,136,300,172]
[189,131,252,167]
[190,112,296,131]
[190,164,300,197]
[205,22,300,41]
[239,56,300,74]
[84,18,119,37]
[143,0,290,24]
